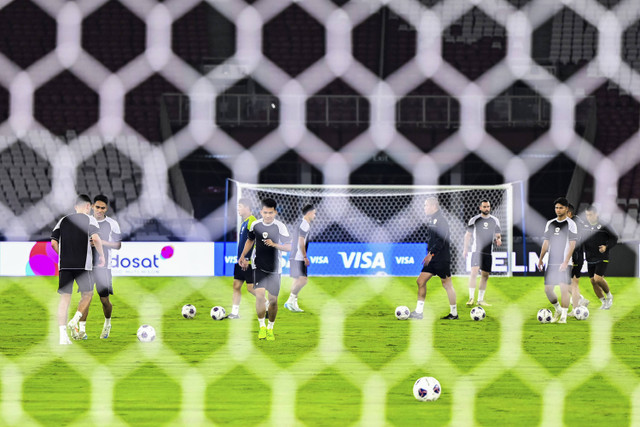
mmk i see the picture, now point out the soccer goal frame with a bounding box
[225,180,515,277]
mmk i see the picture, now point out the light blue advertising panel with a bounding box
[215,242,427,276]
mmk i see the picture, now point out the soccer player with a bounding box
[583,205,618,309]
[90,195,121,339]
[284,204,317,313]
[51,194,105,344]
[463,200,502,307]
[238,198,291,340]
[227,198,257,319]
[410,197,458,320]
[567,203,589,316]
[537,197,577,324]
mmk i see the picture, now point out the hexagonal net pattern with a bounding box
[234,181,514,275]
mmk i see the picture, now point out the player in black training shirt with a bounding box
[410,197,458,320]
[239,198,291,341]
[51,195,105,345]
[463,200,502,307]
[91,195,121,339]
[584,205,618,309]
[567,204,590,316]
[537,197,577,324]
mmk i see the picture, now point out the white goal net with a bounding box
[233,180,514,276]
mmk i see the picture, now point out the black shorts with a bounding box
[58,269,93,294]
[544,264,570,286]
[421,259,451,279]
[253,268,281,296]
[233,263,254,284]
[571,264,581,279]
[470,252,492,273]
[93,268,113,298]
[587,261,608,278]
[290,260,307,278]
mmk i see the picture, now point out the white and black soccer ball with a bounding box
[470,306,486,321]
[574,306,589,320]
[210,306,226,320]
[182,304,196,319]
[395,306,410,320]
[537,308,553,323]
[137,324,156,342]
[413,376,441,402]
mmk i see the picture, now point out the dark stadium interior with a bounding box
[0,0,637,243]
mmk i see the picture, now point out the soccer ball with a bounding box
[137,324,156,342]
[210,306,226,320]
[470,306,486,321]
[413,376,441,402]
[182,304,196,319]
[537,308,553,323]
[395,306,410,320]
[574,306,589,320]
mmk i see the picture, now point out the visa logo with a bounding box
[395,256,414,264]
[225,255,238,264]
[338,252,386,269]
[309,256,329,264]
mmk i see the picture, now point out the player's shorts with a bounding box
[290,260,307,278]
[470,252,492,273]
[587,261,608,278]
[58,269,93,294]
[234,263,254,284]
[421,259,451,279]
[93,267,113,298]
[571,264,581,278]
[544,264,570,286]
[253,268,281,296]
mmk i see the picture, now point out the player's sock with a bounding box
[606,292,613,299]
[79,321,86,333]
[468,288,474,300]
[450,305,457,316]
[416,300,425,314]
[104,317,111,327]
[286,294,295,304]
[267,320,275,330]
[552,302,560,312]
[600,297,606,303]
[560,307,568,322]
[478,290,486,301]
[71,311,82,324]
[232,305,240,316]
[59,325,67,338]
[258,317,266,328]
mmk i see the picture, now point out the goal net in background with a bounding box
[230,180,514,276]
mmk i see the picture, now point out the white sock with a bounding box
[79,321,86,333]
[287,294,295,303]
[606,292,613,299]
[478,290,485,301]
[560,307,568,319]
[71,311,82,324]
[450,305,457,316]
[59,325,67,338]
[552,302,560,311]
[416,300,425,314]
[468,288,475,299]
[232,305,240,316]
[600,297,606,303]
[104,318,111,327]
[258,317,266,327]
[267,320,275,330]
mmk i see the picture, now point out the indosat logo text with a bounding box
[112,245,175,269]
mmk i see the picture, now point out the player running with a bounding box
[238,198,291,340]
[410,197,457,320]
[284,204,316,313]
[567,203,589,316]
[463,200,502,307]
[537,197,577,324]
[583,205,618,309]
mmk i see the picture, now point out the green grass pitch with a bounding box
[0,275,639,426]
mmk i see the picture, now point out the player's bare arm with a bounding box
[51,239,59,254]
[238,238,254,269]
[538,240,549,271]
[92,233,106,267]
[495,233,502,247]
[462,231,471,259]
[298,236,309,266]
[559,240,576,271]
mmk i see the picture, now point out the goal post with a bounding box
[226,180,514,277]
